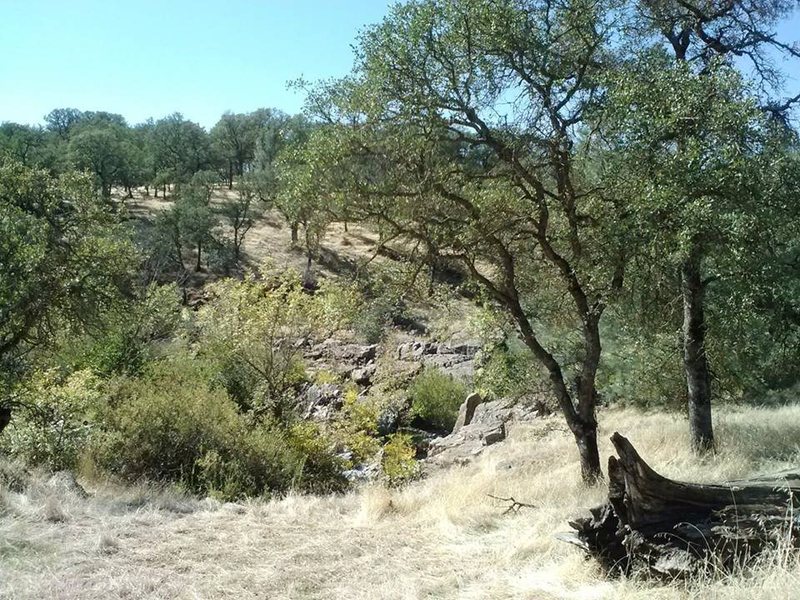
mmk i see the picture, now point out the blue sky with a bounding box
[1,1,799,130]
[0,0,393,128]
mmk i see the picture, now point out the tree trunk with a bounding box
[125,186,133,199]
[228,161,234,190]
[291,222,299,244]
[195,240,203,272]
[0,407,11,435]
[509,298,603,484]
[574,417,602,485]
[154,186,158,198]
[233,227,241,262]
[564,433,800,577]
[681,249,714,452]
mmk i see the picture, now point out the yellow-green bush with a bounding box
[409,369,466,432]
[194,270,357,416]
[381,433,419,485]
[333,389,382,464]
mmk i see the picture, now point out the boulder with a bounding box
[396,340,433,361]
[425,398,539,469]
[300,383,343,421]
[307,339,377,366]
[377,405,402,436]
[452,392,483,433]
[351,362,377,386]
[482,423,506,446]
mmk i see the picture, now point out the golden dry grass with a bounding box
[3,405,800,599]
[124,188,385,280]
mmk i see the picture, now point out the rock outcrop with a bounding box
[395,339,480,382]
[425,397,543,469]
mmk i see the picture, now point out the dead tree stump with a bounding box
[562,433,800,577]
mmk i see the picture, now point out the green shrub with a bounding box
[89,357,344,499]
[381,433,419,485]
[80,283,182,377]
[285,421,348,494]
[0,369,101,471]
[196,272,350,416]
[332,389,382,464]
[408,369,466,432]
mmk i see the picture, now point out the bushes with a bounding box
[0,369,101,471]
[88,358,345,499]
[333,389,382,464]
[475,337,542,401]
[195,271,358,416]
[381,433,419,485]
[409,369,466,432]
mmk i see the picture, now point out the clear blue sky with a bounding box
[0,0,393,129]
[1,1,799,130]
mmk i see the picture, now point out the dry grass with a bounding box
[3,405,800,598]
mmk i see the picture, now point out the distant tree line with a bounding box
[0,107,310,198]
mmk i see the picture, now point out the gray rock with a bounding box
[482,423,506,446]
[452,392,483,433]
[351,362,377,385]
[303,383,342,406]
[447,341,481,357]
[307,340,377,366]
[377,405,402,436]
[300,383,343,421]
[332,343,377,364]
[342,460,381,483]
[425,398,537,469]
[437,360,476,383]
[396,340,433,361]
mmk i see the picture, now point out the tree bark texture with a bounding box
[682,249,714,452]
[563,433,800,577]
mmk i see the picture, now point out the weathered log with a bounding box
[562,433,800,577]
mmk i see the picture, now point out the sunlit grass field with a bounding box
[3,404,800,599]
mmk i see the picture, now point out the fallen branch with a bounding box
[488,494,537,515]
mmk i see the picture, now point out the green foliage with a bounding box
[409,369,466,432]
[476,338,541,401]
[68,124,129,197]
[195,270,358,415]
[89,357,345,499]
[0,122,47,167]
[0,369,101,471]
[82,283,182,376]
[284,421,348,494]
[333,389,382,463]
[596,319,685,409]
[0,160,135,371]
[151,113,212,184]
[381,433,419,486]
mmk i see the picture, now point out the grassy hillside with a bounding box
[4,404,800,599]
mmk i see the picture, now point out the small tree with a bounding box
[175,171,218,272]
[219,176,258,264]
